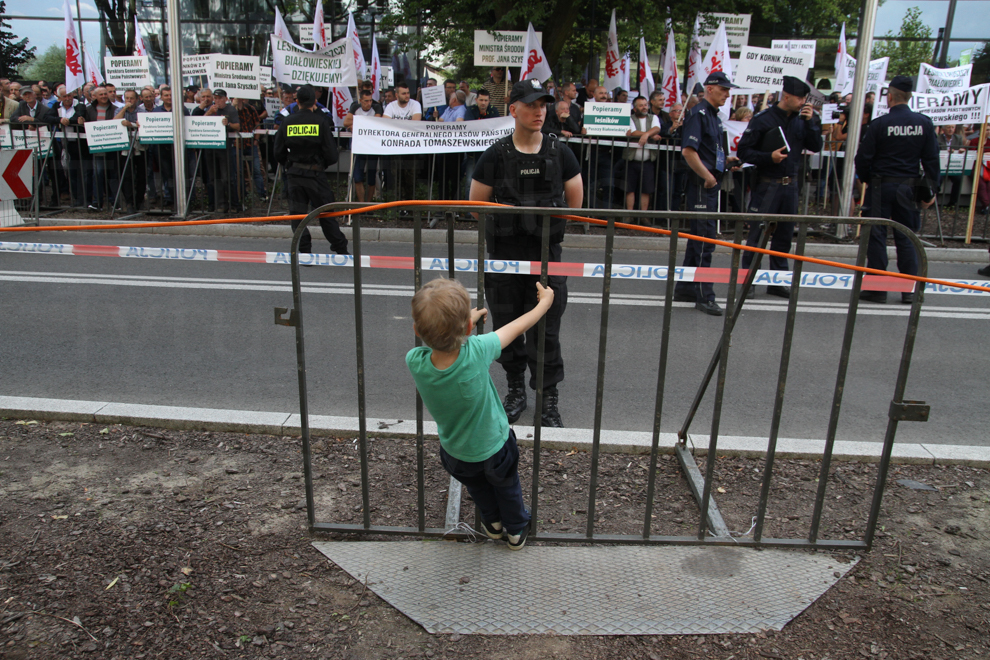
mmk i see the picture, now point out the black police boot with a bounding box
[502,373,527,424]
[537,386,563,428]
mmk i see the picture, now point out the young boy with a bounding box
[406,278,555,550]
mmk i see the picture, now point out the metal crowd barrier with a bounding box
[278,201,931,551]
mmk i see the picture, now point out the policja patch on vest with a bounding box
[518,165,544,178]
[287,124,319,136]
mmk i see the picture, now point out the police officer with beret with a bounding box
[737,75,823,298]
[274,83,349,256]
[470,79,584,427]
[854,75,939,304]
[673,71,739,316]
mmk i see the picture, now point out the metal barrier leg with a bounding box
[528,214,551,538]
[413,211,426,533]
[351,212,371,529]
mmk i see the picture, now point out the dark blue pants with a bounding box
[864,181,920,285]
[741,180,799,272]
[674,177,720,302]
[439,430,530,535]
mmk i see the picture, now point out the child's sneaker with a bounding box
[480,519,504,540]
[506,525,529,550]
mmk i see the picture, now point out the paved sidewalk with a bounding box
[2,395,985,467]
[34,217,990,263]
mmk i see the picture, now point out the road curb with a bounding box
[34,218,990,263]
[2,396,986,468]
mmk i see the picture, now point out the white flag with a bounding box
[604,9,623,93]
[330,86,352,127]
[620,52,631,94]
[274,7,292,44]
[660,29,678,110]
[834,23,848,96]
[370,33,382,101]
[702,22,732,120]
[520,22,552,82]
[313,0,327,50]
[638,37,655,99]
[133,15,147,57]
[83,47,104,85]
[63,0,85,92]
[684,16,703,97]
[347,11,366,80]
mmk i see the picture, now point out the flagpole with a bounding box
[838,0,879,219]
[166,0,186,218]
[76,0,87,80]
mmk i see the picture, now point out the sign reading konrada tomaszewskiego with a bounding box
[208,55,263,98]
[270,36,357,88]
[350,116,514,155]
[137,113,174,144]
[473,30,542,67]
[184,116,227,149]
[583,102,632,137]
[85,119,130,153]
[104,55,153,90]
[734,47,812,92]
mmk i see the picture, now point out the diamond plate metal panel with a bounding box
[312,541,858,636]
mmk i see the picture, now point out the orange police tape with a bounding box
[1,199,987,295]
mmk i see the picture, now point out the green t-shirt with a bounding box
[406,332,509,462]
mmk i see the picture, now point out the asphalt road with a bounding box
[2,231,988,447]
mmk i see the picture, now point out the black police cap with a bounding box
[890,75,913,93]
[782,75,810,97]
[296,84,316,105]
[703,71,739,89]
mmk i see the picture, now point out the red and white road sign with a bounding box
[0,150,33,200]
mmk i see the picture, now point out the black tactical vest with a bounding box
[489,134,567,244]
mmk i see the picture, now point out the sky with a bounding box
[6,0,987,76]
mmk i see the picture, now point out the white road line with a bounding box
[3,271,989,319]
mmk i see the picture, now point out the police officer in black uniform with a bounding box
[274,84,349,256]
[673,71,739,316]
[854,75,939,304]
[470,79,584,427]
[737,75,824,298]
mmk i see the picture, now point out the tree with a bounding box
[19,44,67,84]
[871,6,934,77]
[0,0,36,77]
[971,41,990,85]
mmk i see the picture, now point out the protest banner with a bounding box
[583,102,631,137]
[836,56,888,95]
[137,113,173,144]
[771,39,816,64]
[351,116,514,155]
[103,55,153,89]
[872,83,990,126]
[184,116,227,149]
[420,84,447,110]
[917,63,973,94]
[208,54,262,98]
[735,46,811,92]
[270,36,357,88]
[260,66,273,87]
[0,125,52,151]
[264,96,281,118]
[298,25,331,46]
[697,13,751,51]
[473,30,541,67]
[85,119,129,153]
[181,54,210,78]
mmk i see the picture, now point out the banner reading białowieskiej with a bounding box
[270,36,356,88]
[351,116,514,155]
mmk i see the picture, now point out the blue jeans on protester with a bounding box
[438,429,530,534]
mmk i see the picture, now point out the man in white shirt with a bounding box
[382,82,421,209]
[382,82,422,120]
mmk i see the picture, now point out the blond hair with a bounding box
[411,278,470,352]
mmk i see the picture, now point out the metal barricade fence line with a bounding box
[281,201,934,550]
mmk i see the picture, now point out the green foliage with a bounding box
[871,7,934,77]
[0,0,36,78]
[971,42,990,85]
[166,581,191,609]
[19,44,67,84]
